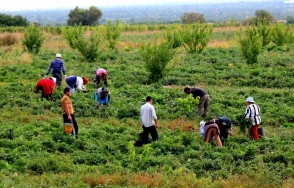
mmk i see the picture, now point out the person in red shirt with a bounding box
[35,77,56,100]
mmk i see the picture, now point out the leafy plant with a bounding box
[140,36,175,82]
[74,31,102,62]
[164,26,183,49]
[237,26,263,64]
[22,24,45,54]
[271,22,292,46]
[180,23,212,54]
[62,25,85,49]
[106,19,121,50]
[177,94,199,114]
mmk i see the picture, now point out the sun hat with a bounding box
[50,77,56,83]
[246,97,254,103]
[56,53,62,58]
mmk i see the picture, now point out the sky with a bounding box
[0,0,291,11]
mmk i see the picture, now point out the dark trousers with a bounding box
[142,125,158,144]
[53,72,62,87]
[63,114,78,136]
[37,86,51,100]
[95,75,108,86]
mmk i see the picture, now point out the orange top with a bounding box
[61,95,74,114]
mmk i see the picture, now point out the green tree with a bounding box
[22,24,45,54]
[0,13,29,26]
[255,10,274,24]
[67,6,102,26]
[106,19,121,50]
[181,12,206,24]
[140,36,175,82]
[237,27,263,64]
[272,22,292,46]
[180,24,212,54]
[286,16,294,24]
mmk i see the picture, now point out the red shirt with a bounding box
[36,78,55,96]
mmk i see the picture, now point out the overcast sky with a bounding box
[0,0,292,11]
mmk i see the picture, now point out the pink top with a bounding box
[96,68,107,76]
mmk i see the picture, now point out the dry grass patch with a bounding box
[0,32,21,46]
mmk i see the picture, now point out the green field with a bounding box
[0,25,293,187]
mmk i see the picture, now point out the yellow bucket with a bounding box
[64,122,74,134]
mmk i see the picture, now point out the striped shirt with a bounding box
[140,102,157,128]
[244,103,261,125]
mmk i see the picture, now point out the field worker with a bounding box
[200,116,232,146]
[140,96,159,144]
[45,53,66,88]
[184,87,210,117]
[65,75,89,94]
[94,87,111,109]
[244,97,261,140]
[94,68,108,87]
[35,77,56,100]
[61,87,79,138]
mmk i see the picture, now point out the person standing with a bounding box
[61,87,79,138]
[140,96,159,144]
[65,75,88,94]
[35,77,56,100]
[184,87,210,117]
[94,68,108,87]
[46,53,66,88]
[244,97,261,140]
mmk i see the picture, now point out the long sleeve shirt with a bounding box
[140,102,157,127]
[35,78,55,96]
[244,103,261,126]
[46,59,66,75]
[65,76,86,91]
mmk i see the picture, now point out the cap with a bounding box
[83,77,89,85]
[246,97,254,103]
[56,53,62,58]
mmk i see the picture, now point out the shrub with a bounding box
[106,19,121,50]
[140,36,175,82]
[22,24,45,54]
[0,32,20,46]
[272,23,292,46]
[62,25,85,49]
[180,23,212,54]
[74,31,102,62]
[237,26,263,64]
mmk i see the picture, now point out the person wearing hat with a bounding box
[45,54,66,88]
[200,116,232,147]
[94,68,108,87]
[184,87,210,117]
[35,77,56,100]
[65,75,88,94]
[94,87,111,109]
[244,96,261,140]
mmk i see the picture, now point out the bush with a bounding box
[140,36,175,82]
[237,26,263,64]
[180,23,212,54]
[0,32,20,46]
[22,24,45,54]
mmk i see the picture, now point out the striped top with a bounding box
[244,103,261,125]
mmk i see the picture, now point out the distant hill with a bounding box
[1,1,293,25]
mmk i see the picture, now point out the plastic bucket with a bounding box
[258,127,265,137]
[64,122,74,134]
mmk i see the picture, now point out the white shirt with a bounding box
[140,102,157,127]
[76,76,86,91]
[244,103,261,125]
